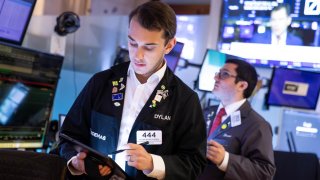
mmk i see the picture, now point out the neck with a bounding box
[135,59,165,84]
[136,74,148,84]
[221,96,245,106]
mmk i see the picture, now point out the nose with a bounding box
[214,72,219,81]
[134,47,144,60]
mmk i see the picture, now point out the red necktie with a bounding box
[208,108,226,135]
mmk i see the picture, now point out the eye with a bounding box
[129,42,138,47]
[144,46,155,51]
[220,71,230,79]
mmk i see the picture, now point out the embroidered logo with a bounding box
[90,129,106,141]
[154,114,171,121]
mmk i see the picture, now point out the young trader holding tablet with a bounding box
[57,1,206,180]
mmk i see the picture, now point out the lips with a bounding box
[134,61,146,67]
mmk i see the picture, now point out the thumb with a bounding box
[77,152,87,160]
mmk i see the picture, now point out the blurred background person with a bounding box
[250,4,303,46]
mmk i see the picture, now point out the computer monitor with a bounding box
[165,41,184,72]
[267,67,320,110]
[0,42,63,148]
[0,0,37,45]
[276,109,320,158]
[217,0,320,69]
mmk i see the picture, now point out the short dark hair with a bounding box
[129,1,177,44]
[226,59,258,98]
[272,3,291,16]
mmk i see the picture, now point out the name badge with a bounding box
[136,130,162,145]
[230,110,241,127]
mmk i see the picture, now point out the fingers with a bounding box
[207,140,223,148]
[77,152,87,159]
[98,165,112,176]
[206,140,225,165]
[125,143,153,171]
[71,152,87,173]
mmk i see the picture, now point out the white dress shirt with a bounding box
[215,99,246,171]
[115,61,167,179]
[271,32,287,45]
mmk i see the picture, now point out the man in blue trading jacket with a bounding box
[58,1,206,180]
[197,59,276,180]
[250,4,303,46]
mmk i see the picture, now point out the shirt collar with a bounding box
[272,31,287,45]
[127,60,167,85]
[218,99,246,116]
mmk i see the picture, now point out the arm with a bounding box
[161,93,207,180]
[224,119,276,180]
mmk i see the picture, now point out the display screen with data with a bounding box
[217,0,320,69]
[0,0,37,45]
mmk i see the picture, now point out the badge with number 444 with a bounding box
[136,130,162,145]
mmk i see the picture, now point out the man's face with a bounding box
[270,8,291,36]
[128,17,175,81]
[212,63,242,104]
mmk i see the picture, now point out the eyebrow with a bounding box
[220,68,230,72]
[128,35,159,46]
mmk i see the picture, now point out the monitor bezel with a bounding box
[0,0,37,46]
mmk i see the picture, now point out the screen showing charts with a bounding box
[0,0,37,45]
[0,42,63,148]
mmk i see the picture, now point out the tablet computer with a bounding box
[60,133,129,179]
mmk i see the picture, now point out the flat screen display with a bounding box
[218,0,320,69]
[276,109,320,158]
[0,0,37,45]
[0,42,63,148]
[165,41,184,72]
[267,67,320,110]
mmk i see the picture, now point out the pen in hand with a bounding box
[110,141,149,154]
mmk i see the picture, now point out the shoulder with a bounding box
[251,31,271,43]
[91,62,129,83]
[240,101,271,128]
[287,33,303,45]
[80,62,129,95]
[168,70,198,101]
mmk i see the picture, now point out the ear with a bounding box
[164,38,177,54]
[238,81,248,92]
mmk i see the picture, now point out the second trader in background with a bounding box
[198,59,276,180]
[58,1,207,180]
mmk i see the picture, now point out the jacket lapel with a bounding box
[110,63,129,122]
[208,100,252,139]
